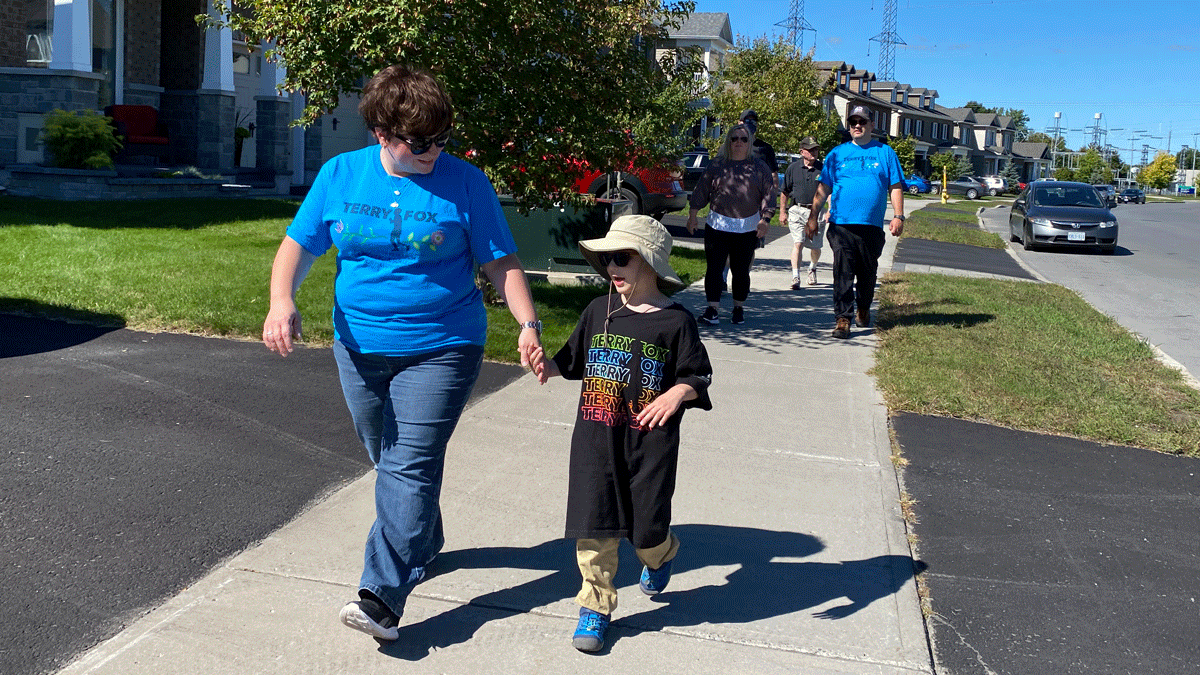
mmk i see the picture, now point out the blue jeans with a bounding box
[333,341,484,618]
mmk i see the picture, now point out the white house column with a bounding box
[202,0,235,93]
[50,0,92,72]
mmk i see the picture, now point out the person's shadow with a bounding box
[377,523,925,659]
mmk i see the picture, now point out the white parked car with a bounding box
[976,175,1008,196]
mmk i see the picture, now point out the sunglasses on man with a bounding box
[598,251,636,267]
[392,128,453,155]
[848,118,869,128]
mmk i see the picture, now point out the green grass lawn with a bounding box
[904,200,1007,248]
[875,273,1200,456]
[0,196,705,363]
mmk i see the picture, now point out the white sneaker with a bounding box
[807,268,817,285]
[340,601,400,640]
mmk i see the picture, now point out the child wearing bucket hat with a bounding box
[530,215,713,653]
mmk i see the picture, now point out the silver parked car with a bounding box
[1009,181,1119,254]
[931,176,987,199]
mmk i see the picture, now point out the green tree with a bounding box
[963,101,993,114]
[1076,148,1113,184]
[1027,132,1067,152]
[890,135,916,176]
[1140,152,1177,190]
[1177,147,1199,174]
[1054,166,1076,181]
[709,35,839,153]
[928,151,972,181]
[207,0,704,210]
[999,161,1020,186]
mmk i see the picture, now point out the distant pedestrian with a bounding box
[529,215,713,653]
[687,123,779,326]
[740,109,777,179]
[261,64,542,641]
[740,109,777,249]
[807,105,905,339]
[780,136,826,288]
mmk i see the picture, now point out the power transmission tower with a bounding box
[775,0,815,55]
[869,0,905,80]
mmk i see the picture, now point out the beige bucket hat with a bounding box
[578,215,685,293]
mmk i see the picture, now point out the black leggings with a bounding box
[704,228,758,303]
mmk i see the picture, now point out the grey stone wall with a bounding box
[255,97,290,174]
[0,70,102,166]
[6,165,252,199]
[195,90,234,170]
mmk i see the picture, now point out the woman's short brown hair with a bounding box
[359,65,454,139]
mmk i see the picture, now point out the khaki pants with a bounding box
[575,530,680,615]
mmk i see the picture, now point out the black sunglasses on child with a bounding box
[598,251,635,267]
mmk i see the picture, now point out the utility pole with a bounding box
[869,0,905,81]
[775,0,815,55]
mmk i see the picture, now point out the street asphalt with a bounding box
[4,197,1196,675]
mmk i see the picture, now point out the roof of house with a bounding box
[936,105,975,122]
[1012,142,1051,159]
[668,13,733,43]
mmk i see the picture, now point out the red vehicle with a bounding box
[571,156,687,221]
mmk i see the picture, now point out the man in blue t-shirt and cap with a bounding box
[806,105,905,339]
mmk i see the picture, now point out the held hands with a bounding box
[517,326,542,372]
[262,304,302,356]
[527,345,559,384]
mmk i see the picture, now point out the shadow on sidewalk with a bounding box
[376,524,924,659]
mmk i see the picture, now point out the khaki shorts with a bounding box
[788,204,826,250]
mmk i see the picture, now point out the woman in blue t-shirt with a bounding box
[260,65,542,641]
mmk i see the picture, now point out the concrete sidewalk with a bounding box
[58,212,932,674]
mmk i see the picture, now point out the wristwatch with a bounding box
[520,320,543,334]
[893,214,906,221]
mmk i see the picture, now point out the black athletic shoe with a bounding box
[731,306,745,324]
[700,306,719,325]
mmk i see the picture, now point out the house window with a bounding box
[986,130,995,146]
[961,128,969,144]
[903,119,911,135]
[25,0,52,67]
[916,120,924,136]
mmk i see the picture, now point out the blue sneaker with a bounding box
[572,606,609,652]
[639,559,673,595]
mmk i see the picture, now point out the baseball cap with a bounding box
[740,109,758,122]
[799,136,819,150]
[847,105,871,123]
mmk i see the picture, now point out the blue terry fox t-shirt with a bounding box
[818,139,904,228]
[287,146,516,356]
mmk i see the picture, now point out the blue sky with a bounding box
[695,0,1199,165]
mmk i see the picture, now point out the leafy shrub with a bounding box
[42,108,123,169]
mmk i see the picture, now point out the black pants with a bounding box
[826,223,886,320]
[704,228,758,303]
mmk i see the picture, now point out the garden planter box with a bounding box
[500,196,632,275]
